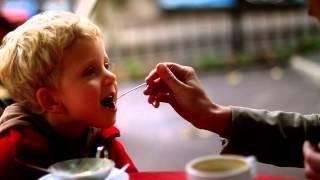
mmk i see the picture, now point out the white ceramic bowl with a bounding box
[185,155,256,180]
[49,158,115,180]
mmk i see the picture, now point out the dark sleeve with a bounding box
[222,106,320,167]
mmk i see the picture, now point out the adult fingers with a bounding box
[144,78,169,95]
[304,141,320,180]
[145,68,159,84]
[304,141,320,172]
[155,63,185,93]
[305,162,320,180]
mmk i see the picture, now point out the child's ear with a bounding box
[36,88,65,114]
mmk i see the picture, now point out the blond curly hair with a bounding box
[0,11,103,113]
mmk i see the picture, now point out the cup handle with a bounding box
[219,137,229,150]
[245,156,257,177]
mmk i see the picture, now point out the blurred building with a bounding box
[0,0,76,41]
[83,0,318,79]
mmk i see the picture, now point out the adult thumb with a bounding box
[156,64,184,92]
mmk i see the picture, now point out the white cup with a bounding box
[185,155,256,180]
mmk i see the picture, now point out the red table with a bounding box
[129,171,298,180]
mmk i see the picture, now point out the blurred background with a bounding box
[1,0,320,178]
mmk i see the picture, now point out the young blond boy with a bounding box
[0,11,137,179]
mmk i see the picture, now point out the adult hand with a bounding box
[303,141,320,180]
[144,62,231,136]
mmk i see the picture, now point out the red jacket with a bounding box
[0,103,138,179]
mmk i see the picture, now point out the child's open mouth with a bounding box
[100,96,116,109]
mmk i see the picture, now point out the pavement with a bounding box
[114,54,320,179]
[291,54,320,88]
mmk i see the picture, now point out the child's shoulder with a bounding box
[0,103,46,136]
[0,102,50,149]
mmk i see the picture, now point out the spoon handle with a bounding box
[119,163,130,172]
[117,82,147,100]
[16,159,51,173]
[106,163,130,180]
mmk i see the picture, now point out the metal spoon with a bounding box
[96,145,108,158]
[117,82,147,100]
[117,65,174,100]
[106,163,130,180]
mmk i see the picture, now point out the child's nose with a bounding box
[102,69,116,84]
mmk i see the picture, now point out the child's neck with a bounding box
[46,113,88,141]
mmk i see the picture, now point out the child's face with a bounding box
[54,37,117,128]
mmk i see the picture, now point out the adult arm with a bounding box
[222,106,320,167]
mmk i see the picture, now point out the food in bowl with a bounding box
[49,158,115,180]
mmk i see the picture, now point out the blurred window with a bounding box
[158,0,238,10]
[42,0,72,12]
[0,0,38,24]
[244,0,306,6]
[158,0,306,10]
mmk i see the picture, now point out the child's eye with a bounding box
[84,66,96,76]
[104,62,111,70]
